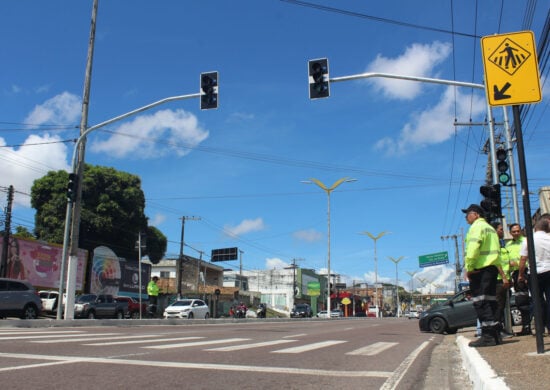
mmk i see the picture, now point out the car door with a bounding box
[444,290,477,329]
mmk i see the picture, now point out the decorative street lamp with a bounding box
[359,230,391,316]
[302,177,356,317]
[387,256,404,317]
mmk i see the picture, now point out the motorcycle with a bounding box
[234,307,247,318]
[256,304,266,318]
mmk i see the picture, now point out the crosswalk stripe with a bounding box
[205,339,296,351]
[84,336,204,346]
[34,334,162,344]
[144,338,250,350]
[272,340,347,354]
[346,342,398,356]
[0,333,119,341]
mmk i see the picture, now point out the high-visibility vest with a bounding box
[464,218,500,272]
[505,237,524,272]
[147,280,159,297]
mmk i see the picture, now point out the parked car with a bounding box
[39,290,66,315]
[419,289,522,334]
[74,294,128,319]
[405,310,420,319]
[115,296,147,319]
[0,278,42,319]
[290,303,312,318]
[163,299,210,319]
[317,309,343,318]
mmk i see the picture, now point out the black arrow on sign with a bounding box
[493,82,512,100]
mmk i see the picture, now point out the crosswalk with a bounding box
[0,329,399,356]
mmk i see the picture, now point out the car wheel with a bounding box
[87,311,96,319]
[511,308,522,326]
[20,304,38,319]
[205,312,210,319]
[131,311,140,319]
[429,317,447,334]
[188,312,194,319]
[116,311,124,319]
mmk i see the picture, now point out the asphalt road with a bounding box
[0,318,455,389]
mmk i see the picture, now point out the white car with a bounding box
[406,310,420,319]
[316,310,342,318]
[163,299,210,319]
[39,290,65,314]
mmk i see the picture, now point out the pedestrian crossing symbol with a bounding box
[481,30,542,106]
[487,38,530,76]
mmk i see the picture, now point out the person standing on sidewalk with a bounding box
[462,204,501,347]
[147,276,160,316]
[519,218,550,335]
[493,223,512,336]
[507,223,530,335]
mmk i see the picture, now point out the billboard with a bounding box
[0,236,87,290]
[211,247,238,262]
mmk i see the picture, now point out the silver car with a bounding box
[163,299,210,319]
[0,278,42,319]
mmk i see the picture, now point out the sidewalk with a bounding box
[457,325,550,389]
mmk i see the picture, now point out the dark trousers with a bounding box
[512,270,531,327]
[536,271,550,333]
[469,265,498,328]
[495,280,508,324]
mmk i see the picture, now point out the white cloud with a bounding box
[293,228,323,242]
[24,92,81,126]
[148,213,166,227]
[0,134,71,207]
[375,86,486,155]
[224,217,265,237]
[265,257,289,269]
[366,41,452,100]
[91,109,209,158]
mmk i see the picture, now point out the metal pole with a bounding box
[138,232,142,319]
[326,190,331,314]
[177,217,185,299]
[501,106,520,223]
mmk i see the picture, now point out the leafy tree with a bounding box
[13,226,35,239]
[31,164,166,262]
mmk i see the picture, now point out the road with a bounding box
[0,318,458,389]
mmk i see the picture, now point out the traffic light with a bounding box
[480,184,502,222]
[200,71,218,110]
[495,147,510,185]
[67,173,78,202]
[308,58,330,99]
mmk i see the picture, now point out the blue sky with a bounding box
[1,1,549,293]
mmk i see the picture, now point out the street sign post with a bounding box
[481,30,542,106]
[418,251,449,268]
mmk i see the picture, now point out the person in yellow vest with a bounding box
[506,223,530,335]
[462,204,501,347]
[147,276,160,308]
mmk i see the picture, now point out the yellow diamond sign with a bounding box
[481,30,542,106]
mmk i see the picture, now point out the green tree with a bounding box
[13,226,35,239]
[31,164,167,263]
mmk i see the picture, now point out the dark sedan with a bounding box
[419,289,522,334]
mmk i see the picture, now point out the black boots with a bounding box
[469,328,497,347]
[516,325,532,336]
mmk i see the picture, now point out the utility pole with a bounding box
[176,216,201,298]
[0,185,14,277]
[441,234,463,292]
[239,250,244,292]
[135,232,146,319]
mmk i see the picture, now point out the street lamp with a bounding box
[302,177,357,316]
[387,256,404,317]
[359,230,391,316]
[405,270,417,310]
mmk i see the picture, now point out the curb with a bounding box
[456,335,509,390]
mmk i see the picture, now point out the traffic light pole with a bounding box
[59,92,200,320]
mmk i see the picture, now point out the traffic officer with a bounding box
[462,204,501,347]
[147,276,160,314]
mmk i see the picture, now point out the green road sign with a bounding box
[418,251,449,268]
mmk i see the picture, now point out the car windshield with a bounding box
[172,300,193,306]
[76,295,95,303]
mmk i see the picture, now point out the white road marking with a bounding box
[0,351,393,378]
[346,342,398,356]
[0,330,83,335]
[144,338,249,349]
[283,333,307,338]
[380,341,430,390]
[0,333,119,341]
[205,339,296,351]
[85,336,204,346]
[271,340,347,354]
[33,334,162,344]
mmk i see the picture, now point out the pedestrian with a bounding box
[147,276,160,313]
[518,218,550,335]
[493,223,512,336]
[462,204,501,347]
[506,223,530,335]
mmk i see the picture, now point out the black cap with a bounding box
[461,204,484,215]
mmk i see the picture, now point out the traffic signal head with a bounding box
[200,71,218,110]
[479,184,502,222]
[495,148,510,185]
[67,173,78,202]
[308,58,330,99]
